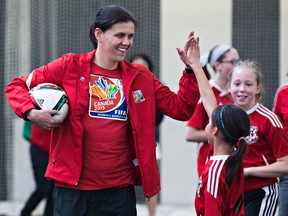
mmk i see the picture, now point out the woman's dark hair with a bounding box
[130,53,153,71]
[212,105,250,187]
[89,5,137,49]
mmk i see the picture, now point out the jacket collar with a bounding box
[77,49,141,91]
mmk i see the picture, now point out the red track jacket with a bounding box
[5,50,200,198]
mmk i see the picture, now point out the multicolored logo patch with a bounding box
[132,90,145,103]
[89,75,128,121]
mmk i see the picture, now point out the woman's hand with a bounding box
[26,109,63,130]
[177,31,217,117]
[176,31,201,69]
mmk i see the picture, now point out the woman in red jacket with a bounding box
[5,5,200,216]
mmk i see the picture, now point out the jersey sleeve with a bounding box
[187,100,209,129]
[267,123,288,159]
[273,87,288,131]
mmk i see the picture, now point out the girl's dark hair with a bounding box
[212,105,250,187]
[89,5,137,49]
[130,53,153,71]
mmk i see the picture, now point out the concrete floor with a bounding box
[137,204,196,216]
[0,201,196,216]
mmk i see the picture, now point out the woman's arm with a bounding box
[176,32,217,118]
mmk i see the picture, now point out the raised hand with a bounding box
[176,31,201,69]
[177,31,217,118]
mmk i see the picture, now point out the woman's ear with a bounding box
[94,28,102,42]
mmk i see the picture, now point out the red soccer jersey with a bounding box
[56,62,134,190]
[195,155,245,216]
[187,80,233,176]
[244,103,288,192]
[273,83,288,132]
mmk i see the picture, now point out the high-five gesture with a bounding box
[177,31,216,118]
[176,32,201,70]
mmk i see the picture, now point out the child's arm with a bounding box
[177,32,217,117]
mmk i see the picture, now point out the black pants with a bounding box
[21,143,54,216]
[53,186,137,216]
[244,183,278,216]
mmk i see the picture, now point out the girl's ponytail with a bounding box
[225,139,247,187]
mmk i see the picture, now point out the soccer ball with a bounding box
[29,83,69,121]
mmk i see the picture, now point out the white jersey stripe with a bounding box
[257,104,283,128]
[260,105,283,127]
[258,105,282,127]
[262,155,270,166]
[214,160,225,198]
[210,160,218,196]
[207,160,216,196]
[207,159,226,198]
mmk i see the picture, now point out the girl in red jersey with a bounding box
[273,81,288,216]
[177,32,250,216]
[230,61,288,216]
[185,44,239,177]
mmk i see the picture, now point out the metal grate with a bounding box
[233,0,279,109]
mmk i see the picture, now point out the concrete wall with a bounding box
[160,0,232,205]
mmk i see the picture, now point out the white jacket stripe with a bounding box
[26,70,34,91]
